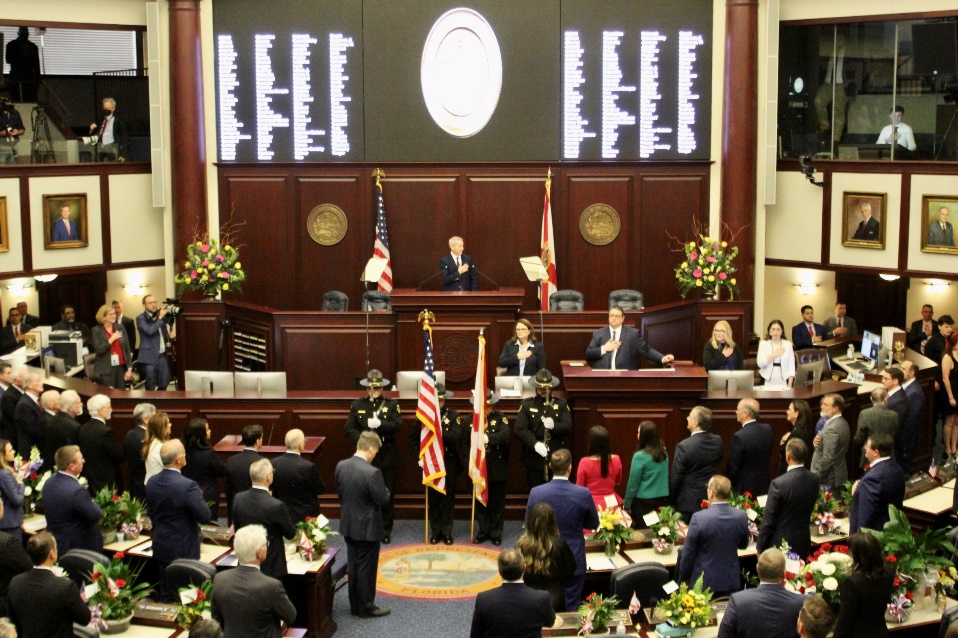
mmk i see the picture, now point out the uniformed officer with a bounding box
[411,383,463,545]
[345,369,402,544]
[472,389,509,546]
[515,369,572,490]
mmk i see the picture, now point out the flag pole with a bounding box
[424,486,430,545]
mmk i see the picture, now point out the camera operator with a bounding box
[136,295,175,391]
[89,97,128,162]
[0,93,25,164]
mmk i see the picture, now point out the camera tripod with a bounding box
[31,106,55,163]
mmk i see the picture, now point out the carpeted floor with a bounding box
[324,518,524,638]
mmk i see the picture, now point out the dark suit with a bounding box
[853,405,899,468]
[14,392,42,457]
[823,315,859,339]
[124,425,147,499]
[716,582,805,638]
[136,310,172,390]
[0,383,22,445]
[852,215,880,241]
[42,412,81,472]
[586,324,664,370]
[725,421,774,496]
[0,530,31,617]
[7,567,92,638]
[50,218,79,242]
[498,339,547,377]
[116,313,136,346]
[900,381,924,474]
[756,466,820,559]
[345,395,402,534]
[0,325,21,356]
[440,253,479,291]
[51,320,91,347]
[670,431,724,521]
[145,468,212,564]
[225,448,262,523]
[183,447,227,521]
[37,410,57,472]
[791,321,827,349]
[850,459,905,533]
[678,502,750,595]
[91,324,133,389]
[514,394,572,489]
[211,564,297,638]
[928,220,955,247]
[527,478,599,611]
[12,313,38,333]
[78,417,125,493]
[233,487,296,579]
[886,389,908,433]
[335,454,390,615]
[470,582,556,638]
[42,472,102,553]
[271,452,326,524]
[907,319,939,353]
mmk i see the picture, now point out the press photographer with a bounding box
[136,294,177,391]
[0,93,25,164]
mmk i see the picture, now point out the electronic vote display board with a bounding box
[213,0,712,162]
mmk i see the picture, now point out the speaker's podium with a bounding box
[389,287,525,388]
[559,361,708,460]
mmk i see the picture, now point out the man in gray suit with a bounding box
[853,388,899,468]
[823,302,858,339]
[335,431,391,618]
[211,524,296,638]
[927,206,955,247]
[811,394,849,488]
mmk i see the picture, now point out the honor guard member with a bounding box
[472,389,509,546]
[345,369,402,544]
[515,369,572,490]
[411,383,463,545]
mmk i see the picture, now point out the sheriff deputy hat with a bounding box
[469,388,500,405]
[527,368,559,389]
[360,369,390,388]
[436,383,454,399]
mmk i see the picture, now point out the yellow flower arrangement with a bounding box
[591,507,632,556]
[655,574,713,631]
[175,218,246,298]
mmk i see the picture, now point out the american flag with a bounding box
[416,323,445,493]
[373,181,393,292]
[540,174,557,311]
[469,332,488,505]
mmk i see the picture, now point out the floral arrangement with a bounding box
[174,219,246,298]
[798,544,853,606]
[670,221,740,300]
[92,488,145,536]
[655,574,713,630]
[937,566,957,599]
[578,592,619,635]
[728,491,763,538]
[810,486,840,534]
[648,506,683,549]
[117,493,145,539]
[87,552,151,625]
[592,507,632,556]
[13,447,43,516]
[175,579,212,630]
[296,514,336,560]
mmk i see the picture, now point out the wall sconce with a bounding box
[926,280,951,294]
[33,274,57,283]
[795,283,818,295]
[879,273,900,281]
[123,283,147,295]
[5,284,32,297]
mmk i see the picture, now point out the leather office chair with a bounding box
[794,347,840,381]
[162,559,217,602]
[610,562,671,610]
[82,352,99,384]
[608,289,644,311]
[549,290,584,311]
[321,290,349,311]
[361,291,392,311]
[59,549,106,589]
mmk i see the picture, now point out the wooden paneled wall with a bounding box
[217,163,711,312]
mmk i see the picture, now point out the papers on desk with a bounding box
[21,515,47,535]
[586,553,628,571]
[903,485,954,515]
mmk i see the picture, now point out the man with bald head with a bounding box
[14,372,43,456]
[37,390,60,471]
[43,390,83,467]
[271,428,326,524]
[717,548,805,638]
[145,439,212,569]
[0,367,26,448]
[234,458,297,580]
[725,398,774,496]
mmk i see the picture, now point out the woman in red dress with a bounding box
[575,426,622,511]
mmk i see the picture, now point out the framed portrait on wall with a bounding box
[921,195,958,255]
[841,191,886,249]
[0,197,9,253]
[43,193,88,249]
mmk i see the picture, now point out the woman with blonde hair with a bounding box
[142,412,172,485]
[91,303,133,389]
[0,439,24,541]
[515,502,575,611]
[702,320,743,371]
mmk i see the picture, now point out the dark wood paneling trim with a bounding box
[99,173,111,265]
[18,176,31,273]
[898,173,910,272]
[783,10,958,27]
[0,20,147,32]
[0,163,150,177]
[0,259,165,280]
[821,169,831,265]
[764,258,958,282]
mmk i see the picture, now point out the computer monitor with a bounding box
[395,370,445,395]
[44,355,66,376]
[494,375,534,398]
[706,370,755,392]
[234,372,287,393]
[794,359,825,387]
[184,370,235,393]
[861,330,881,363]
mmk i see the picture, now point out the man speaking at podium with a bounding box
[586,306,674,370]
[440,236,479,291]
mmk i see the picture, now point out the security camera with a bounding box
[798,155,823,188]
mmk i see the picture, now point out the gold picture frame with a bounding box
[920,195,958,255]
[0,197,9,253]
[841,191,886,249]
[43,193,88,249]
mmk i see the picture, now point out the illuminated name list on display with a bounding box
[639,30,670,159]
[255,34,290,160]
[601,31,636,159]
[329,34,354,157]
[217,35,250,161]
[291,33,324,159]
[562,31,593,159]
[677,30,704,154]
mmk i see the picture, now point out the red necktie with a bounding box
[809,325,814,339]
[13,326,18,338]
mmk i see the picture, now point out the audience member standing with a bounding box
[882,367,909,435]
[225,424,264,523]
[4,27,40,102]
[43,390,83,468]
[791,305,826,349]
[336,432,391,618]
[757,439,819,559]
[182,418,226,522]
[233,458,297,581]
[143,411,172,486]
[89,97,129,161]
[725,398,774,496]
[779,400,815,474]
[37,390,60,472]
[623,420,669,525]
[853,388,899,469]
[900,360,924,474]
[515,502,575,611]
[526,449,599,613]
[906,304,937,353]
[670,406,723,522]
[112,299,136,353]
[850,434,905,533]
[0,439,24,541]
[678,475,750,596]
[78,394,125,493]
[14,372,42,457]
[0,498,31,618]
[833,533,895,638]
[811,394,850,488]
[470,548,555,638]
[944,333,958,460]
[137,295,175,391]
[575,425,622,510]
[0,308,26,357]
[91,304,133,389]
[823,302,858,339]
[717,548,805,638]
[124,403,156,499]
[43,446,102,553]
[271,428,326,524]
[0,367,24,450]
[0,363,13,442]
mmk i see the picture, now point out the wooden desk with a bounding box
[903,485,954,515]
[214,435,325,458]
[127,539,232,564]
